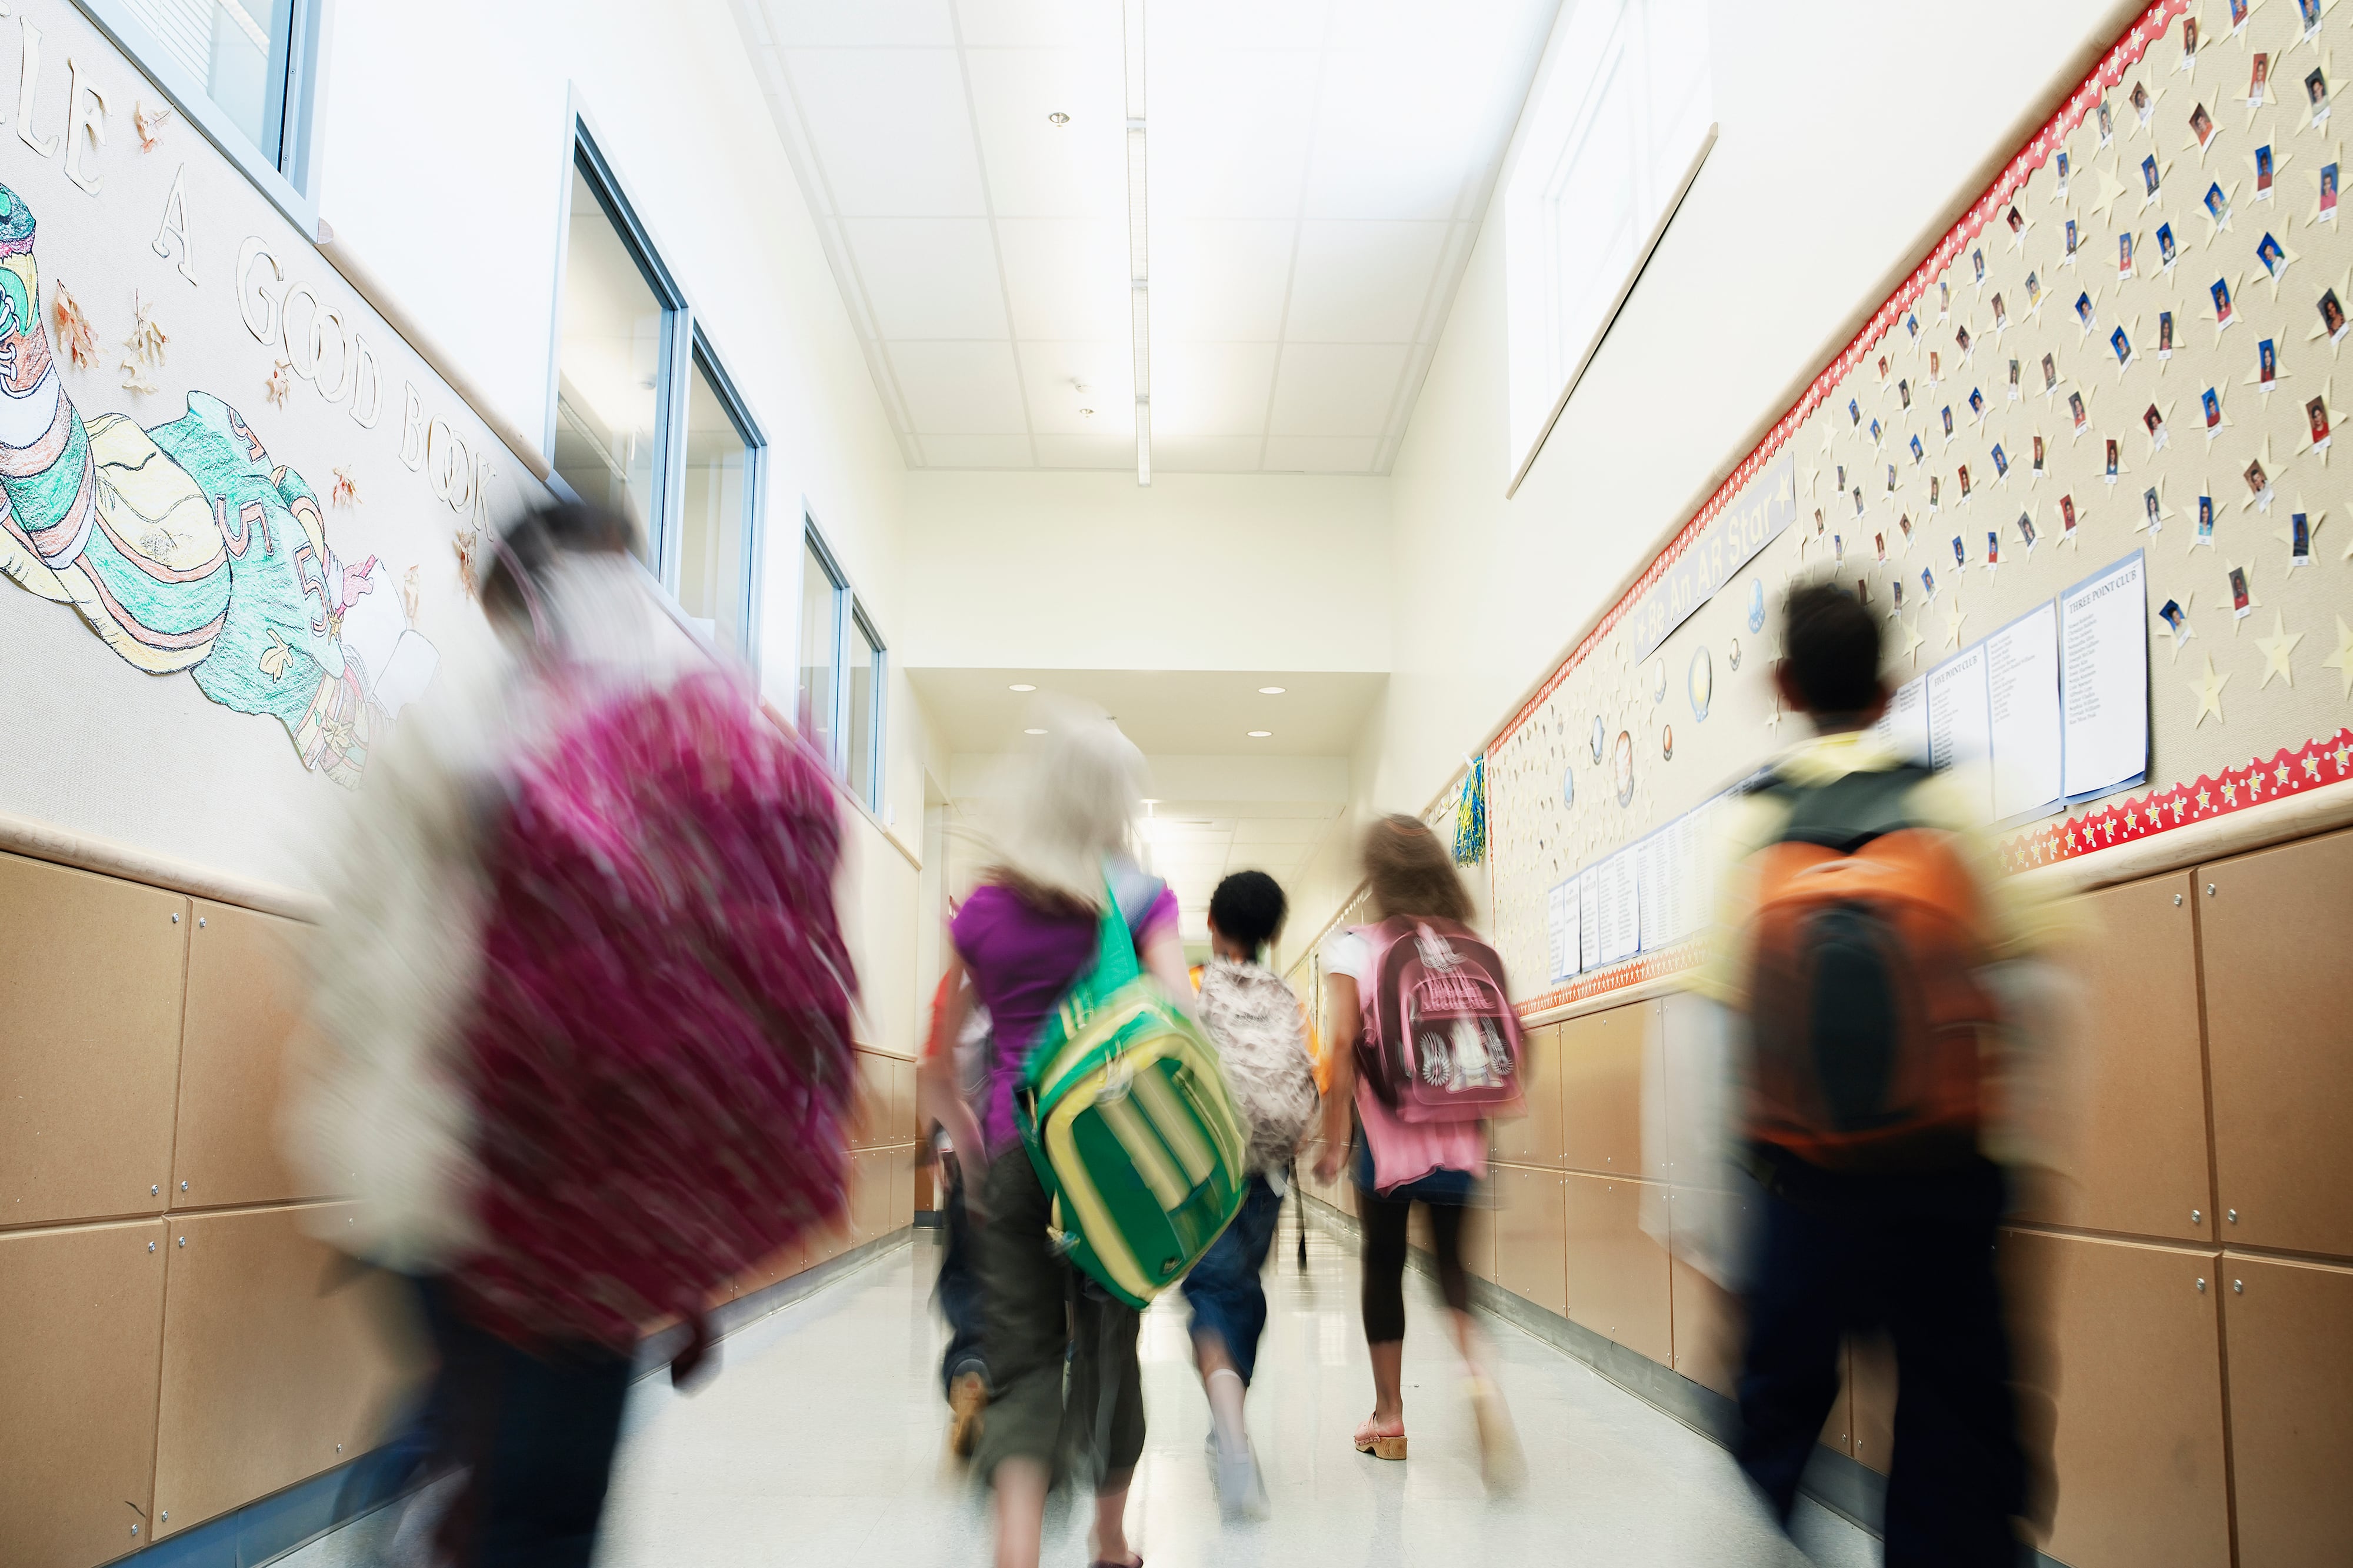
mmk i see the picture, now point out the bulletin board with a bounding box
[0,0,545,894]
[1488,0,2353,1015]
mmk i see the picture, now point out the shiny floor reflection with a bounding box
[293,1212,1875,1566]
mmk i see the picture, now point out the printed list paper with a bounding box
[2059,551,2150,800]
[1927,643,1997,823]
[1985,603,2064,823]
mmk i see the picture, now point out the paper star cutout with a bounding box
[1899,616,1927,669]
[2301,51,2337,132]
[1942,598,1968,649]
[2210,270,2247,342]
[2257,611,2304,686]
[2205,177,2242,232]
[2275,506,2325,556]
[2159,589,2198,660]
[2251,219,2299,296]
[2310,267,2353,359]
[2322,615,2353,696]
[2089,158,2135,218]
[2238,436,2277,511]
[2298,379,2337,461]
[2141,152,2175,210]
[2137,480,2168,533]
[2190,652,2231,725]
[2187,109,2224,166]
[2222,558,2264,630]
[2309,141,2343,225]
[2250,141,2295,202]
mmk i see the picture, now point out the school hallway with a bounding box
[291,1216,1870,1568]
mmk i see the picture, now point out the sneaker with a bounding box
[1214,1432,1270,1519]
[948,1370,987,1460]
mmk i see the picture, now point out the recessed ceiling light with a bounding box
[1009,683,1037,692]
[1257,685,1287,695]
[1025,728,1049,736]
[1047,111,1070,126]
[1247,730,1272,739]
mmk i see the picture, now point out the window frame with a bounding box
[799,519,887,809]
[76,0,331,233]
[546,109,771,667]
[667,329,766,669]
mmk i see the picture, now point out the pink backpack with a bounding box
[457,669,858,1349]
[1351,916,1524,1124]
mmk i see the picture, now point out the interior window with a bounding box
[554,161,669,568]
[677,355,755,653]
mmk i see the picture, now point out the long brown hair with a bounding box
[1361,813,1473,924]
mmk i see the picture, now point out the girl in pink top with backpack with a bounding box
[1314,815,1524,1489]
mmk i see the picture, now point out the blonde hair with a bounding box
[988,699,1148,912]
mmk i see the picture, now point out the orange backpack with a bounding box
[1740,765,1998,1172]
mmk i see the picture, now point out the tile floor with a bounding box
[286,1217,1874,1566]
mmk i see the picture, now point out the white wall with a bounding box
[1298,0,2139,950]
[897,471,1391,673]
[317,0,936,1047]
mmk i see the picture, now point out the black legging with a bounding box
[1359,1185,1471,1344]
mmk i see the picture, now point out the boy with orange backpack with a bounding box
[1702,583,2067,1567]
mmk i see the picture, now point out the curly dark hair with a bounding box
[1208,870,1288,955]
[1361,813,1472,923]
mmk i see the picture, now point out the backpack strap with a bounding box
[1761,762,1935,854]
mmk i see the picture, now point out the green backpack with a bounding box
[1019,878,1250,1308]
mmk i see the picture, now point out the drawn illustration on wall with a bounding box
[0,185,437,787]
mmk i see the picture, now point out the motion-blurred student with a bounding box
[1314,816,1522,1488]
[916,959,992,1459]
[1704,583,2065,1566]
[928,710,1187,1568]
[1182,871,1318,1517]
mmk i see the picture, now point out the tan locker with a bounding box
[1997,1230,2232,1568]
[2199,827,2353,1256]
[888,1145,916,1232]
[1560,1000,1648,1176]
[889,1055,918,1146]
[0,1219,168,1568]
[1822,1343,1854,1457]
[1491,1024,1563,1166]
[1561,1172,1671,1363]
[1668,1253,1741,1396]
[1491,1165,1567,1316]
[172,900,313,1207]
[1653,991,1725,1186]
[2221,1253,2353,1568]
[1461,1194,1497,1282]
[2011,872,2212,1242]
[153,1203,422,1540]
[0,853,187,1227]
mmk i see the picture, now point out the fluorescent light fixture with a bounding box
[1124,0,1151,486]
[1025,727,1049,735]
[1257,685,1287,695]
[1247,730,1272,738]
[1009,682,1037,692]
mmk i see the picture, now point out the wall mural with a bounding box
[0,183,431,786]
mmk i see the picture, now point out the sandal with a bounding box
[1352,1414,1408,1460]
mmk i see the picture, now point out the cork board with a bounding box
[1485,0,2353,1012]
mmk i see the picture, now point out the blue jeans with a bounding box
[935,1154,988,1397]
[1181,1175,1284,1385]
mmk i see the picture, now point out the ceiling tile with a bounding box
[1150,220,1296,342]
[1032,432,1139,469]
[1265,343,1409,436]
[888,341,1031,433]
[1282,219,1448,342]
[844,219,1011,338]
[997,219,1132,340]
[762,0,955,47]
[1151,0,1327,52]
[1018,339,1136,434]
[1146,49,1320,220]
[917,433,1035,466]
[1152,435,1263,472]
[1152,342,1278,436]
[965,48,1127,218]
[1261,435,1381,472]
[956,0,1122,47]
[1304,46,1514,220]
[783,49,989,216]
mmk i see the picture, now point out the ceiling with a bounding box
[906,668,1385,756]
[735,0,1561,475]
[1136,803,1339,942]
